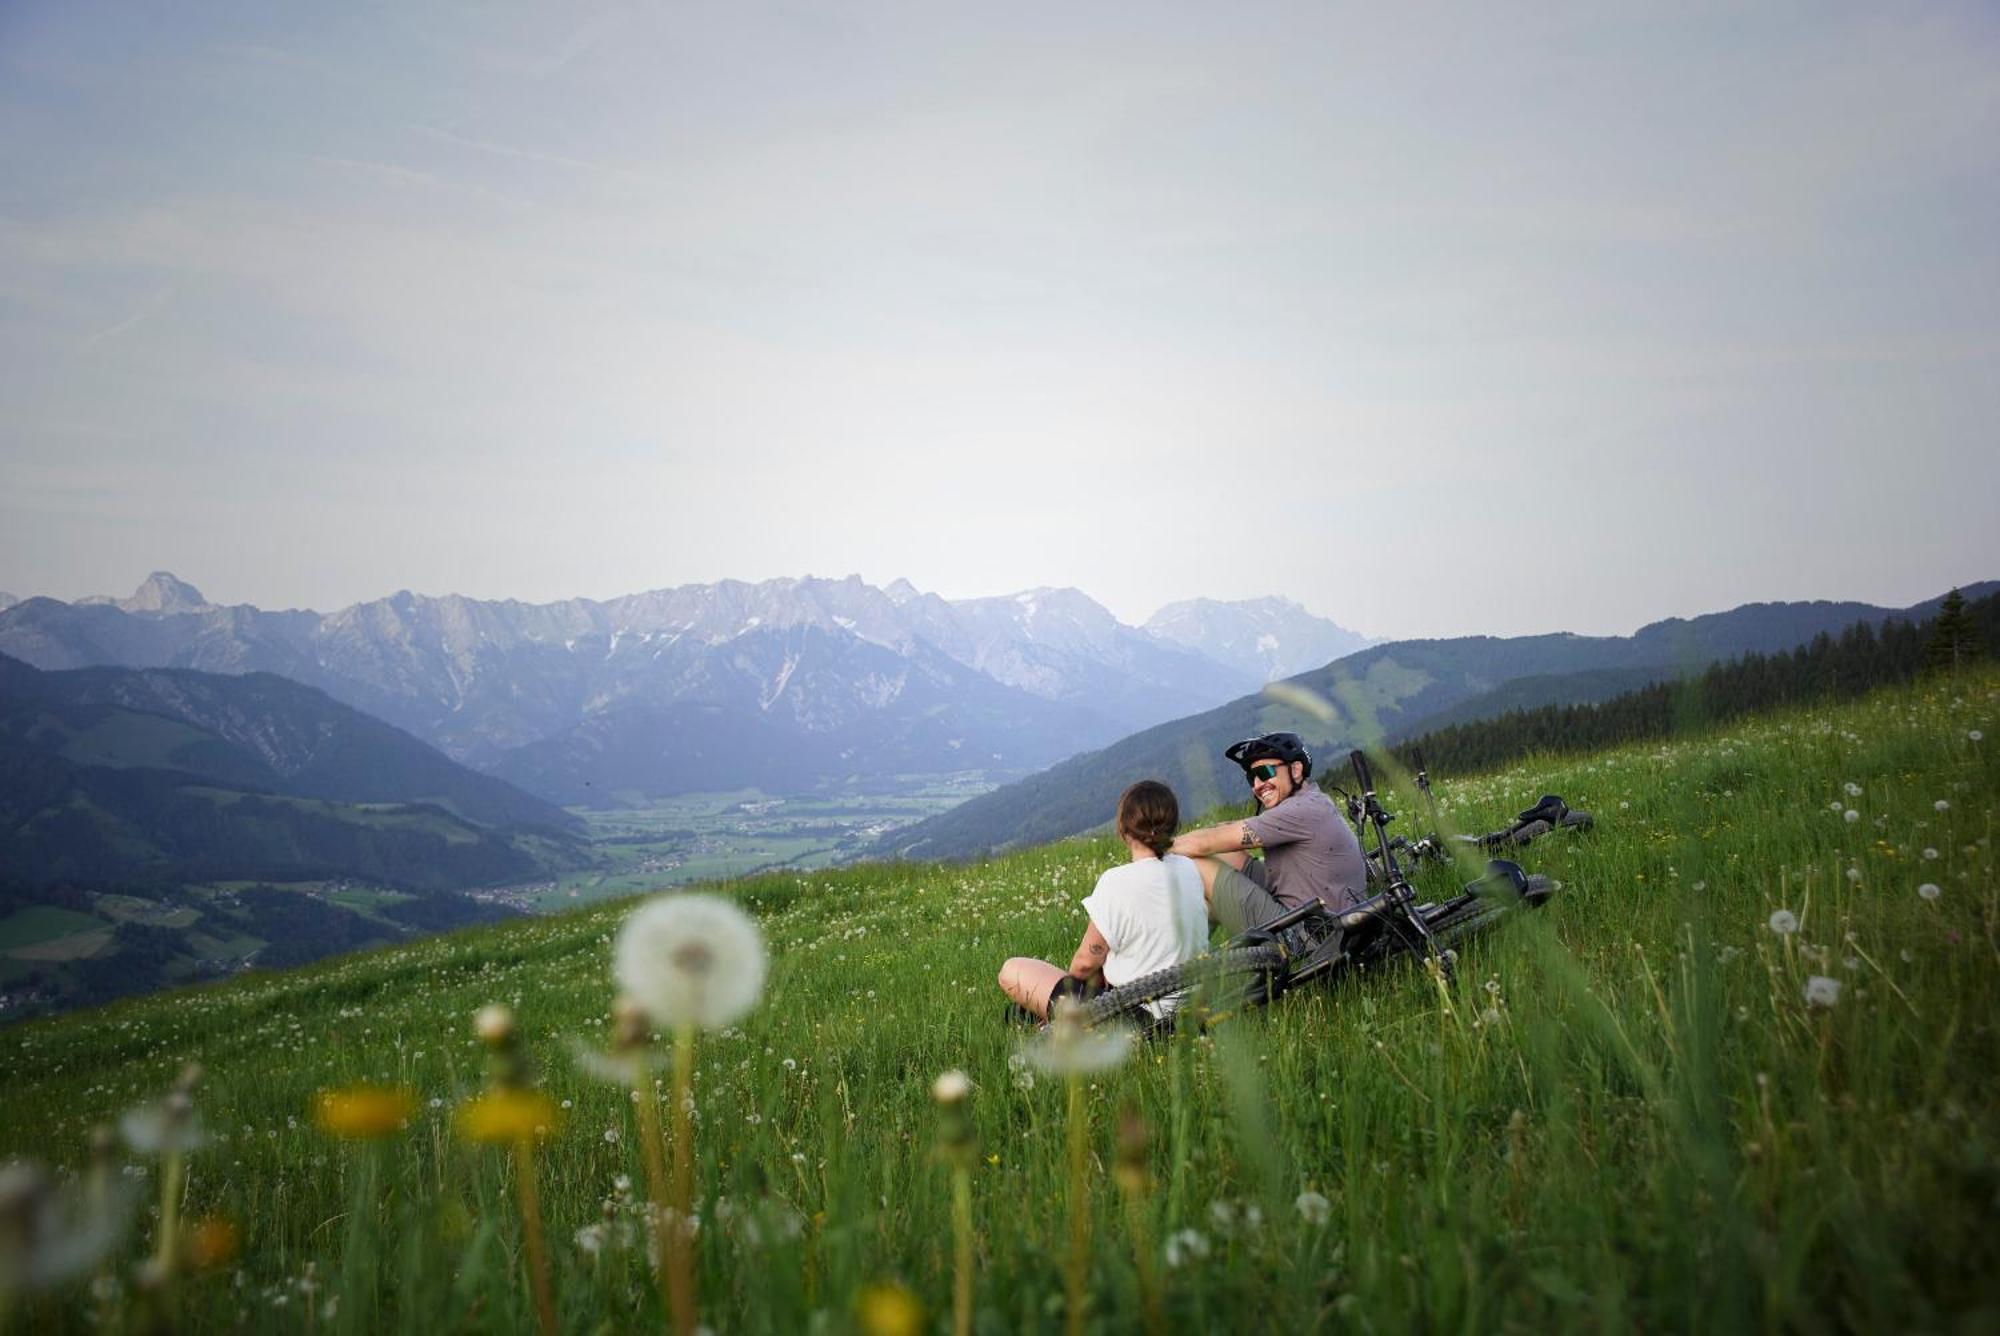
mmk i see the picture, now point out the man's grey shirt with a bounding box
[1242,787,1368,913]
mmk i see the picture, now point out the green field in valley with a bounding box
[0,905,105,952]
[472,777,999,913]
[0,674,1993,1331]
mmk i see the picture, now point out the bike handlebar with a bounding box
[1349,749,1375,795]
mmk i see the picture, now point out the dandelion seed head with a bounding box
[1295,1190,1332,1226]
[0,1159,134,1289]
[1020,1010,1132,1076]
[931,1069,971,1105]
[474,1004,515,1047]
[1843,809,1860,824]
[1919,883,1942,901]
[1768,909,1800,936]
[119,1092,203,1157]
[1935,799,1951,812]
[1803,975,1842,1008]
[614,894,768,1030]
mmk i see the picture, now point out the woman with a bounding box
[998,780,1209,1021]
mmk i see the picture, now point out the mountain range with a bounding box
[876,583,1996,861]
[0,574,1367,802]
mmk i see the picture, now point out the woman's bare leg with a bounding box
[998,957,1068,1020]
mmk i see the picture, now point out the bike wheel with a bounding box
[1073,943,1287,1029]
[1425,874,1554,944]
[1506,819,1554,846]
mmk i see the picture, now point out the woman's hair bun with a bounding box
[1116,780,1179,857]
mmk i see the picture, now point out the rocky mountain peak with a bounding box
[1144,595,1372,682]
[122,572,212,615]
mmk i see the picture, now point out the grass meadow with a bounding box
[0,672,1995,1332]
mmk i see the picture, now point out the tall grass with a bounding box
[0,673,1994,1331]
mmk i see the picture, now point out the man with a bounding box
[1168,731,1367,934]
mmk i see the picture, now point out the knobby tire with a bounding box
[1074,943,1286,1028]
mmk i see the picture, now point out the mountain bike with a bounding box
[1071,750,1556,1031]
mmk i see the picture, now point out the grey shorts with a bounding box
[1210,861,1287,936]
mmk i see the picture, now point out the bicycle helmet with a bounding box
[1223,731,1313,782]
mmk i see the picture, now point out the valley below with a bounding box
[470,770,1001,911]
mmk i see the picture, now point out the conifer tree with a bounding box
[1926,588,1979,673]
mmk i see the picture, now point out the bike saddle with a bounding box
[1515,794,1569,825]
[1483,859,1529,895]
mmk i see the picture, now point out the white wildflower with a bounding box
[1918,883,1942,901]
[1768,909,1799,936]
[1295,1191,1332,1226]
[1163,1228,1211,1268]
[1803,976,1842,1008]
[1846,866,1863,884]
[931,1070,971,1105]
[614,894,768,1030]
[1934,799,1950,812]
[1922,848,1939,861]
[1844,782,1862,797]
[1969,730,1984,742]
[1842,809,1860,824]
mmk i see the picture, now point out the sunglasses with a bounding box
[1249,763,1286,782]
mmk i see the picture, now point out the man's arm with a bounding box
[1068,919,1112,986]
[1169,821,1261,858]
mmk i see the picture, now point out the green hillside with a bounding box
[0,653,593,1018]
[0,672,1994,1330]
[880,583,1996,861]
[1399,588,2000,776]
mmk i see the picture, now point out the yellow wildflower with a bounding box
[455,1088,563,1146]
[856,1282,924,1336]
[181,1215,241,1270]
[312,1085,414,1140]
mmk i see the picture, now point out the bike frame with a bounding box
[1344,749,1456,985]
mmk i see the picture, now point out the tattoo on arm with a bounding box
[1239,825,1261,849]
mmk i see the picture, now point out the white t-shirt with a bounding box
[1081,854,1210,1017]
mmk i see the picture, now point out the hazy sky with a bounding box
[3,2,1995,639]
